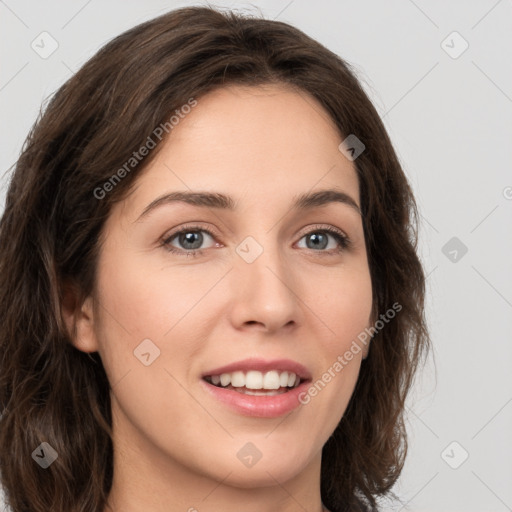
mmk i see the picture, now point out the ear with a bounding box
[61,281,99,353]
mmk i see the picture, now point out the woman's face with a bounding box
[75,84,373,493]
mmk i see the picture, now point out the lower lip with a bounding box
[200,379,311,418]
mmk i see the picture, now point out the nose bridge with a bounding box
[230,232,298,329]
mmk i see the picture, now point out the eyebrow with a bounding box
[135,188,361,222]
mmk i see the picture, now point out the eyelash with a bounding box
[161,224,351,258]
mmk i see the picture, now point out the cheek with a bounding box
[94,247,219,340]
[91,249,214,435]
[311,262,373,350]
[303,262,372,418]
[300,290,371,445]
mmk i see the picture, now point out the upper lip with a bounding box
[202,357,312,381]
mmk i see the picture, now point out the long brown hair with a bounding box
[0,6,430,511]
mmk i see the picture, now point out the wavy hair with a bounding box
[0,6,430,512]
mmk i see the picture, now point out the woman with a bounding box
[0,6,430,512]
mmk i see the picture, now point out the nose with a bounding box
[229,237,299,333]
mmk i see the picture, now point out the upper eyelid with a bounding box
[162,223,217,242]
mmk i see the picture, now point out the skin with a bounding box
[64,83,373,512]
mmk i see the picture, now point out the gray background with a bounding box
[1,1,511,510]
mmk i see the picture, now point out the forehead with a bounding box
[114,83,360,223]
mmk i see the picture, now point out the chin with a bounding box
[216,447,311,488]
[221,463,306,489]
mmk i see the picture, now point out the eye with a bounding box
[161,225,218,257]
[296,225,351,254]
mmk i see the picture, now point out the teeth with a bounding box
[207,370,300,390]
[263,371,280,389]
[231,371,245,387]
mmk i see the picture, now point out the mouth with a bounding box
[199,358,313,416]
[202,370,306,396]
[200,371,312,418]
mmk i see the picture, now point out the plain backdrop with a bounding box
[1,1,511,511]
